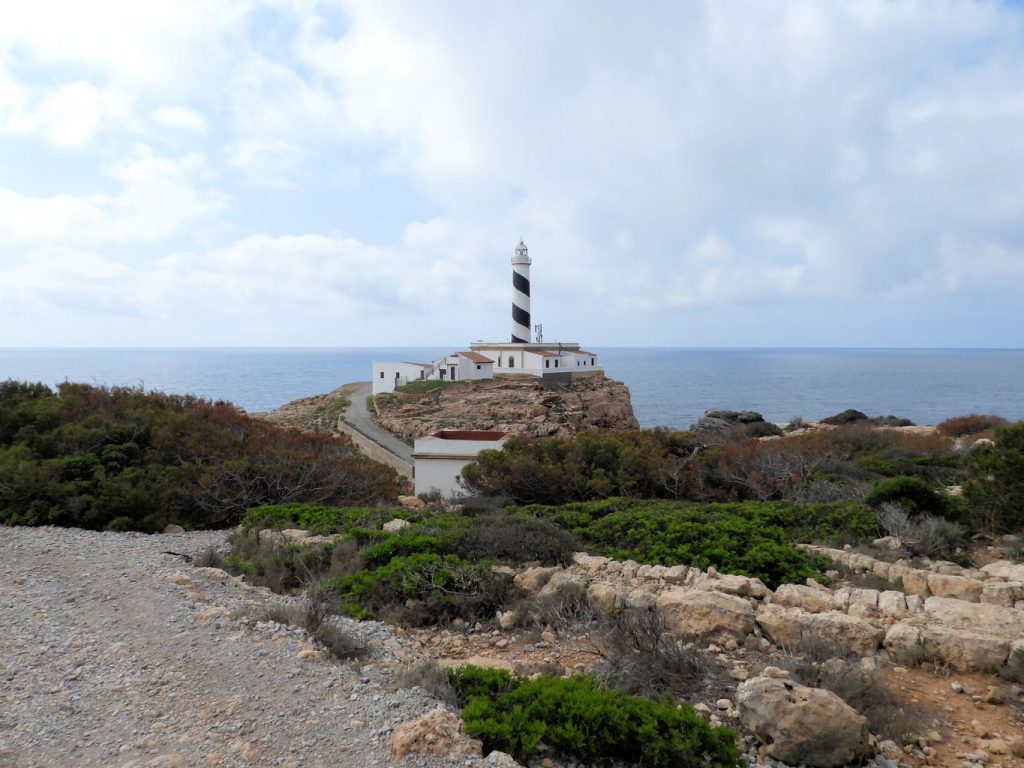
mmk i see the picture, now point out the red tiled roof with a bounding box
[456,351,493,363]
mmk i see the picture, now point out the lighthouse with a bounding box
[511,239,531,343]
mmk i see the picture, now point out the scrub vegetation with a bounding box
[0,380,399,532]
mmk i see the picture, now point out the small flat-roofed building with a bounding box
[372,361,431,394]
[413,430,507,497]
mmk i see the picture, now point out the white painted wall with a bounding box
[413,433,507,497]
[372,361,429,394]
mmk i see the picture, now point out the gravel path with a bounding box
[0,526,486,768]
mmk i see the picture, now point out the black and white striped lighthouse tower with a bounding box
[511,239,532,343]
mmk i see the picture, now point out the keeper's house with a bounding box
[413,430,507,497]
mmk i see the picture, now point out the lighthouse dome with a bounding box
[512,239,531,265]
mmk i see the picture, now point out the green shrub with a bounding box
[864,476,953,518]
[459,674,741,767]
[239,504,401,534]
[455,515,577,566]
[0,381,399,531]
[963,421,1024,533]
[330,553,510,625]
[445,665,518,706]
[519,499,875,588]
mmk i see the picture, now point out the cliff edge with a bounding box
[372,374,639,439]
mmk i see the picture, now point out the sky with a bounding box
[1,0,1023,348]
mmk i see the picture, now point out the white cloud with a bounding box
[0,148,223,246]
[3,0,1024,346]
[151,106,208,134]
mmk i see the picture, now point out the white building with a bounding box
[370,240,601,393]
[372,361,432,395]
[412,430,507,497]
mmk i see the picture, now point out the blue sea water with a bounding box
[0,347,1022,429]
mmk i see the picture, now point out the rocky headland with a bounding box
[371,375,639,440]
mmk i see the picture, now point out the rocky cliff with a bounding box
[373,374,639,439]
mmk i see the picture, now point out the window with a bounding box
[554,359,559,368]
[591,358,595,366]
[395,372,399,378]
[545,359,549,368]
[476,364,481,370]
[508,357,514,368]
[380,371,384,378]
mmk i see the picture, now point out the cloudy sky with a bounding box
[2,0,1023,348]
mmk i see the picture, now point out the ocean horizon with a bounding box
[1,346,1022,430]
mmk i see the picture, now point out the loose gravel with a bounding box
[0,526,488,768]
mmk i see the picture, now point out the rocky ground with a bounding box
[5,524,1024,768]
[0,526,503,768]
[371,376,638,440]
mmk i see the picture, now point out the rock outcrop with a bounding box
[389,709,483,759]
[373,375,639,439]
[737,674,871,768]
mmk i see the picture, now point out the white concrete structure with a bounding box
[413,430,507,497]
[469,342,602,378]
[372,361,431,394]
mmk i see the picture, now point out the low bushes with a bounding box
[461,424,964,508]
[963,421,1024,533]
[452,669,742,768]
[520,499,877,588]
[937,414,1008,437]
[330,553,510,625]
[864,475,957,519]
[0,381,399,532]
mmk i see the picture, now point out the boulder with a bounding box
[163,524,186,534]
[756,605,883,656]
[737,676,871,768]
[537,570,586,597]
[586,582,624,611]
[398,494,427,509]
[656,588,756,642]
[382,518,411,534]
[981,560,1024,582]
[878,591,909,618]
[1006,639,1024,681]
[820,408,868,425]
[920,625,1010,671]
[513,566,559,593]
[981,581,1024,608]
[484,752,523,768]
[695,572,771,600]
[926,573,983,602]
[570,552,610,574]
[773,584,834,613]
[884,598,1024,672]
[389,708,482,759]
[901,569,931,598]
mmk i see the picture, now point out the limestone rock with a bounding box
[656,588,755,641]
[513,566,559,593]
[756,604,883,656]
[571,552,610,574]
[981,560,1024,582]
[484,752,524,768]
[773,584,834,613]
[695,572,771,599]
[537,570,586,598]
[398,495,427,509]
[389,708,482,759]
[374,376,639,440]
[737,676,871,768]
[586,581,624,611]
[926,573,983,602]
[382,518,411,534]
[163,524,186,534]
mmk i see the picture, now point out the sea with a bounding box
[1,347,1022,430]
